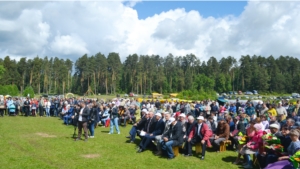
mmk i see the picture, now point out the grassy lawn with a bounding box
[0,116,245,169]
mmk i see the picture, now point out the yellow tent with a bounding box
[152,93,163,99]
[169,93,178,98]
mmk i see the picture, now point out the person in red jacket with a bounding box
[186,116,213,160]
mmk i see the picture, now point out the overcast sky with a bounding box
[0,1,300,62]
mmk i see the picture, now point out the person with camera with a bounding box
[75,102,90,142]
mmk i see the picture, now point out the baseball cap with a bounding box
[179,114,186,118]
[168,117,175,125]
[155,113,162,117]
[270,124,280,129]
[197,116,204,120]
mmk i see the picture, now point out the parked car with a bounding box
[124,94,129,97]
[292,93,300,98]
[233,91,238,95]
[245,91,253,95]
[282,96,292,100]
[228,91,233,95]
[252,90,258,95]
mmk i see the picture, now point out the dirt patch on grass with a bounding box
[36,132,57,138]
[81,154,100,158]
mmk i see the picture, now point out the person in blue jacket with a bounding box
[245,103,255,118]
[229,103,237,117]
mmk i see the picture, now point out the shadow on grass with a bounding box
[221,156,236,163]
[101,131,110,133]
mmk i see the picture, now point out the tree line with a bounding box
[0,53,300,96]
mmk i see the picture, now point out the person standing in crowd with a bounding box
[38,98,44,117]
[54,98,60,117]
[88,101,98,138]
[0,97,4,117]
[44,99,51,117]
[160,117,183,160]
[75,102,89,142]
[23,97,30,117]
[186,116,212,160]
[108,102,120,134]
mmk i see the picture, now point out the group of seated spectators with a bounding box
[2,95,300,168]
[121,98,300,169]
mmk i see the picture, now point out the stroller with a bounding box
[8,104,16,116]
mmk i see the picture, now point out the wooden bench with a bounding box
[172,146,180,157]
[220,140,231,152]
[195,143,202,153]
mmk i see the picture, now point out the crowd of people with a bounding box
[1,96,300,169]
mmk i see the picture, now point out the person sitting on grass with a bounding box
[185,116,213,160]
[137,113,165,153]
[160,117,183,160]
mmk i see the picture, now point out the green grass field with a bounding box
[0,116,246,169]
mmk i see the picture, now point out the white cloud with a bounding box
[50,35,89,55]
[0,1,300,62]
